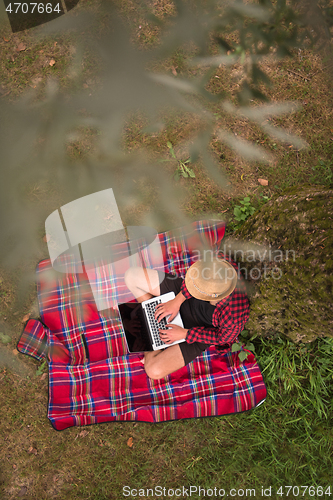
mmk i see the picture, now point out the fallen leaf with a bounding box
[49,59,56,67]
[40,373,47,381]
[79,430,89,438]
[12,349,19,356]
[16,43,26,52]
[258,178,269,186]
[127,437,133,447]
[18,486,28,497]
[171,66,178,76]
[54,42,57,46]
[10,55,15,62]
[241,173,244,181]
[22,313,31,323]
[3,37,9,42]
[27,446,38,455]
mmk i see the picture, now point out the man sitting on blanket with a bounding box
[125,255,249,380]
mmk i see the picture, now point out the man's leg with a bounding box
[124,267,161,303]
[125,267,185,378]
[143,344,185,380]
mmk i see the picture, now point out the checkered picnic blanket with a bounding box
[17,220,266,431]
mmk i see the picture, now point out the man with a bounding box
[124,255,249,379]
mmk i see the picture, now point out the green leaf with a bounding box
[231,342,242,352]
[35,360,47,376]
[167,142,177,158]
[234,206,242,218]
[0,332,11,344]
[184,164,196,178]
[243,197,251,202]
[246,342,255,352]
[239,350,248,362]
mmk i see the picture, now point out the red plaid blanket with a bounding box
[17,220,266,430]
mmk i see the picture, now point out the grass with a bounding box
[1,353,332,499]
[1,0,333,498]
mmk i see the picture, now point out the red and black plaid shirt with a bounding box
[180,254,250,351]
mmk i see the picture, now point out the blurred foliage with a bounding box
[0,0,332,295]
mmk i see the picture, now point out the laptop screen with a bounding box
[118,303,152,353]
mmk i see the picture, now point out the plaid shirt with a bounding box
[180,254,249,350]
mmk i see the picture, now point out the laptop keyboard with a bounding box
[145,300,168,347]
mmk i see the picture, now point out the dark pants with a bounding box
[159,272,211,365]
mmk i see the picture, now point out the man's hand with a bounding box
[159,324,188,344]
[155,298,180,323]
[155,292,186,323]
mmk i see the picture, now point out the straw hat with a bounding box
[185,258,237,301]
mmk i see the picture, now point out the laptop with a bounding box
[118,292,185,353]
